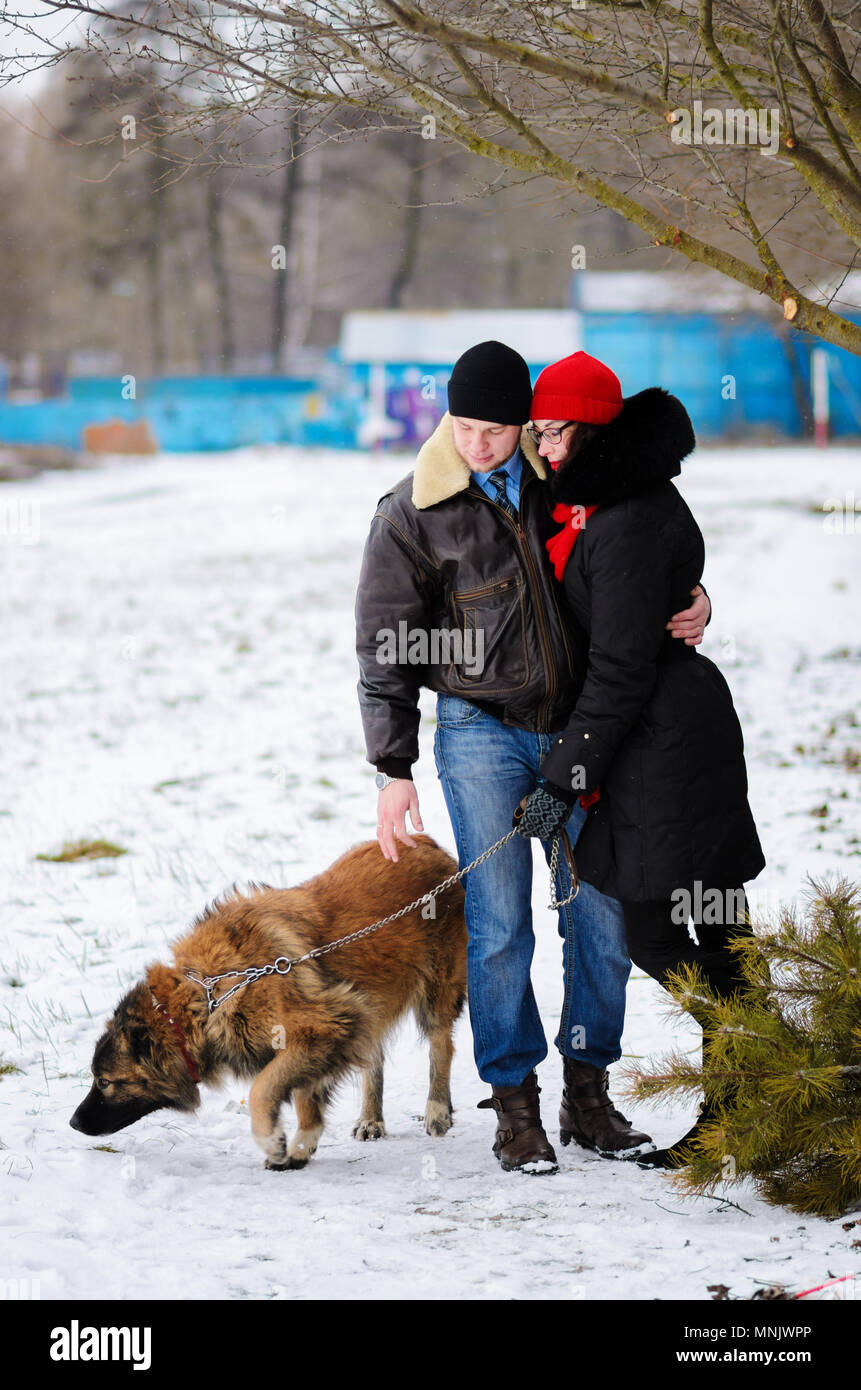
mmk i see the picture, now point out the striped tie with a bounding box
[488,469,518,520]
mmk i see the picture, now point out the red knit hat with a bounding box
[530,351,623,425]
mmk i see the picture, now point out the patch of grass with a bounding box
[36,839,128,862]
[0,1059,20,1076]
[793,710,859,776]
[823,647,861,663]
[91,1144,120,1153]
[153,774,211,793]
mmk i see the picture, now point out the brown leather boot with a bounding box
[559,1058,655,1159]
[477,1071,558,1174]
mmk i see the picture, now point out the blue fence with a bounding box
[582,312,861,438]
[2,317,860,453]
[0,374,364,453]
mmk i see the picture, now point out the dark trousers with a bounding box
[622,888,752,1005]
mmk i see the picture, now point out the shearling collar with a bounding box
[412,411,546,510]
[549,388,695,508]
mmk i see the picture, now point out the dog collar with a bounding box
[149,992,201,1085]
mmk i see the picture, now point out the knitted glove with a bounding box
[513,781,576,838]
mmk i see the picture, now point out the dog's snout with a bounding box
[69,1087,105,1135]
[70,1084,163,1136]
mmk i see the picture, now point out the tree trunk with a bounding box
[147,143,166,375]
[386,160,424,309]
[284,147,322,361]
[207,170,235,371]
[271,116,302,373]
[779,323,814,439]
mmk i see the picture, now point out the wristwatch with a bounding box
[375,772,398,790]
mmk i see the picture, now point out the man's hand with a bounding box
[377,780,424,862]
[666,584,711,647]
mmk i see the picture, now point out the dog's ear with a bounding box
[128,1025,152,1063]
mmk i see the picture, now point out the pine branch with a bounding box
[626,877,861,1216]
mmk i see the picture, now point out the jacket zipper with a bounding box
[519,473,579,698]
[516,477,557,729]
[544,554,578,683]
[476,477,558,729]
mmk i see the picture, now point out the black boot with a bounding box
[636,1099,719,1169]
[637,1014,740,1171]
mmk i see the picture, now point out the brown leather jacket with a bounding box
[355,413,587,777]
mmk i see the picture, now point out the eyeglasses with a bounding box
[526,421,577,445]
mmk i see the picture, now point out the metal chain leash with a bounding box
[185,827,578,1014]
[548,833,580,909]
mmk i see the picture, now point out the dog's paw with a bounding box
[265,1154,308,1171]
[424,1101,453,1137]
[261,1132,287,1168]
[287,1126,321,1164]
[352,1118,386,1141]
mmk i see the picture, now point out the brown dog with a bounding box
[70,837,467,1169]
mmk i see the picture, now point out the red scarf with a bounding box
[546,501,601,809]
[545,501,599,581]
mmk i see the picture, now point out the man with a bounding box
[355,341,711,1174]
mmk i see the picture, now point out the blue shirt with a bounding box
[470,447,522,511]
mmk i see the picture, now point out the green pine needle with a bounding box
[625,877,861,1218]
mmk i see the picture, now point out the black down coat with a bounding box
[539,387,765,902]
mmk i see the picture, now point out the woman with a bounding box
[513,351,765,1168]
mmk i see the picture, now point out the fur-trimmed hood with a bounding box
[549,388,695,508]
[412,411,546,510]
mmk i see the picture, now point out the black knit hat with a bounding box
[447,340,533,426]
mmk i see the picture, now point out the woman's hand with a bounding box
[513,781,576,838]
[666,584,710,646]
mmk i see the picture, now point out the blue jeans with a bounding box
[433,693,630,1085]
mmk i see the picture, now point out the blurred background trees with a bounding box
[6,1,861,377]
[4,0,861,377]
[0,47,642,377]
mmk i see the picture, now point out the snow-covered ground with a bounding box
[0,442,858,1302]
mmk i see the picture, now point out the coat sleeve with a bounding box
[538,509,673,795]
[355,511,434,777]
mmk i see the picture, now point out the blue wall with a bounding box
[0,374,364,453]
[582,312,861,438]
[1,317,860,452]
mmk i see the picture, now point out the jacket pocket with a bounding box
[446,575,530,696]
